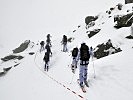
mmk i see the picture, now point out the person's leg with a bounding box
[64,44,66,52]
[65,43,68,52]
[46,61,49,71]
[84,65,88,81]
[83,65,89,87]
[79,65,84,87]
[63,44,65,52]
[42,46,45,51]
[75,59,77,68]
[44,62,47,71]
[71,59,75,73]
[63,42,67,52]
[40,46,42,52]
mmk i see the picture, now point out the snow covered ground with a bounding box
[1,0,133,100]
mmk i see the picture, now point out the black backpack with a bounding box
[80,44,90,61]
[72,47,78,57]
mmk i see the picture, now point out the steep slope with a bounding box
[0,2,133,100]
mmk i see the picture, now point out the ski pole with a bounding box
[70,72,74,84]
[92,56,96,78]
[68,55,72,67]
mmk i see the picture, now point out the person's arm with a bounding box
[76,49,80,62]
[89,48,94,59]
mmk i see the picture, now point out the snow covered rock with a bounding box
[87,29,101,38]
[125,0,133,4]
[13,40,31,53]
[85,16,98,25]
[93,39,122,59]
[114,12,133,29]
[1,55,24,62]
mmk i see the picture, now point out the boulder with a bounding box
[85,16,98,25]
[114,13,133,28]
[13,40,30,53]
[1,55,24,62]
[87,29,101,38]
[93,39,122,59]
[125,0,133,4]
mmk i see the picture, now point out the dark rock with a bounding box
[110,7,115,11]
[14,63,20,67]
[87,29,101,38]
[117,3,123,10]
[1,55,24,62]
[85,16,98,25]
[0,67,12,77]
[114,12,133,29]
[0,71,5,76]
[73,30,76,33]
[3,67,12,72]
[29,52,35,55]
[127,10,130,12]
[125,0,133,4]
[13,40,30,53]
[108,10,111,14]
[126,35,133,39]
[93,39,122,59]
[78,25,81,28]
[67,37,74,43]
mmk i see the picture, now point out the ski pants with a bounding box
[40,45,45,52]
[44,61,49,71]
[79,65,88,85]
[63,43,67,52]
[72,58,77,69]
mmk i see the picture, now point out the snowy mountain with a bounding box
[1,1,133,100]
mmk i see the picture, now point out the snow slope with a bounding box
[1,1,133,100]
[0,0,124,49]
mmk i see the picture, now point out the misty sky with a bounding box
[0,0,124,48]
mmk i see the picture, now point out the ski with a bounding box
[84,80,89,88]
[77,79,86,93]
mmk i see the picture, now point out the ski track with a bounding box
[34,50,88,100]
[34,39,133,100]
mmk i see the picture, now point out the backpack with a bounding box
[80,44,90,61]
[72,47,78,57]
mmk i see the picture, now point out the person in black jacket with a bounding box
[45,43,52,56]
[62,35,68,52]
[43,52,50,71]
[71,47,78,73]
[46,34,52,47]
[40,41,45,52]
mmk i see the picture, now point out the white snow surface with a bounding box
[1,1,133,100]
